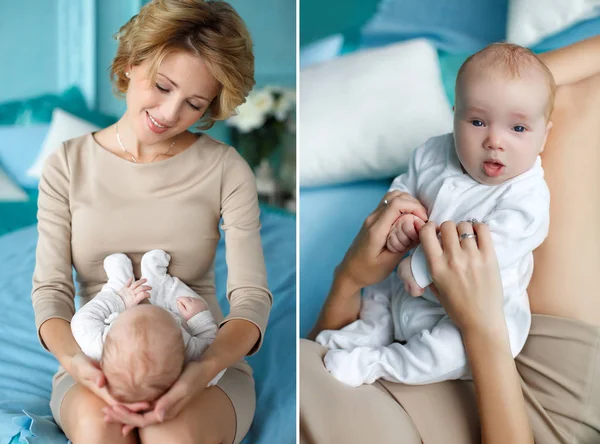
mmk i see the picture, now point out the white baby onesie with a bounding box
[316,133,550,387]
[71,249,224,385]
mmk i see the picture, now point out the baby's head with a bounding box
[101,304,185,403]
[453,42,555,185]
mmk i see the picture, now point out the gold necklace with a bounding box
[115,121,175,163]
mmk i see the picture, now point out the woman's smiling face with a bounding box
[125,50,221,144]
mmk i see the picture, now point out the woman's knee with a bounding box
[60,385,138,444]
[139,386,236,444]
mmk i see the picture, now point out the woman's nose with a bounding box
[161,99,181,125]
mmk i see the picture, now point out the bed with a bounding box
[0,125,296,444]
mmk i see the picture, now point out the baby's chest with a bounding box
[419,178,504,223]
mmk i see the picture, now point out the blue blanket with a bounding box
[0,208,296,444]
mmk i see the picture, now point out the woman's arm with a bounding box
[463,323,532,444]
[308,191,429,339]
[421,221,533,444]
[538,35,600,86]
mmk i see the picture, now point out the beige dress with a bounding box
[31,132,273,444]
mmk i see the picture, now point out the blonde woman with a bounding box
[301,36,600,444]
[31,1,272,443]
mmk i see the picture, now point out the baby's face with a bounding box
[453,67,552,185]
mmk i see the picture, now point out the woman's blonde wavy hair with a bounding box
[110,0,255,130]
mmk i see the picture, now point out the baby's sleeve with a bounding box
[219,147,273,355]
[70,291,126,361]
[31,144,76,349]
[183,311,219,362]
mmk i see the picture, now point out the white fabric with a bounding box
[71,250,224,386]
[316,133,549,387]
[27,108,99,179]
[299,39,453,187]
[0,167,27,201]
[507,0,600,47]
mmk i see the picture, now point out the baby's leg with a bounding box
[102,253,135,293]
[140,249,175,305]
[316,276,395,350]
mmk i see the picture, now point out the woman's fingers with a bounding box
[419,221,443,259]
[457,221,478,252]
[122,425,135,437]
[473,222,494,257]
[439,221,461,256]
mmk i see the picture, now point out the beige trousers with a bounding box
[300,314,600,443]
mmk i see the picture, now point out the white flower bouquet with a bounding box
[227,85,296,170]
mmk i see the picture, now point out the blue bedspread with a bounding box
[0,208,296,444]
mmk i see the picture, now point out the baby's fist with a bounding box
[398,256,424,297]
[177,296,208,321]
[386,214,426,253]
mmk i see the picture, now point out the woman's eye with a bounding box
[471,120,484,127]
[155,83,169,93]
[513,125,526,133]
[188,102,201,111]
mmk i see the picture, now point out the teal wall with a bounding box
[300,0,379,47]
[0,0,296,143]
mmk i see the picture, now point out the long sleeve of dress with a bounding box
[70,291,126,361]
[31,144,76,349]
[219,147,274,355]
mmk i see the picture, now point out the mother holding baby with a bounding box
[31,1,272,443]
[301,37,600,443]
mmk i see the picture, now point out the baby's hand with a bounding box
[386,213,427,253]
[397,256,424,297]
[117,277,152,309]
[177,297,208,321]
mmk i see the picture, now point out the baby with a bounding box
[71,249,223,403]
[317,42,554,387]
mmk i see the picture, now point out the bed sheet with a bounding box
[299,179,392,338]
[0,208,296,444]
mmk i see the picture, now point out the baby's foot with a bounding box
[177,296,208,321]
[323,347,381,387]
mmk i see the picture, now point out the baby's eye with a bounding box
[513,125,526,133]
[471,120,484,127]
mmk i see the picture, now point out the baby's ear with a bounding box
[540,120,553,153]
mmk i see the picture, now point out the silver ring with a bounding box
[460,232,476,241]
[383,199,388,206]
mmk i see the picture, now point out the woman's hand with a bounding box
[337,191,429,291]
[420,220,505,336]
[103,359,212,436]
[68,352,150,411]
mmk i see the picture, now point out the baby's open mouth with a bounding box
[483,160,505,177]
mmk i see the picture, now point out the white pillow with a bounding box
[299,39,453,187]
[27,108,100,179]
[0,167,28,202]
[507,0,600,47]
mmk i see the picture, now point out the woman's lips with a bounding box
[483,161,505,177]
[146,111,169,134]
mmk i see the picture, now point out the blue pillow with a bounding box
[360,0,509,53]
[0,86,116,129]
[0,125,49,188]
[0,188,38,237]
